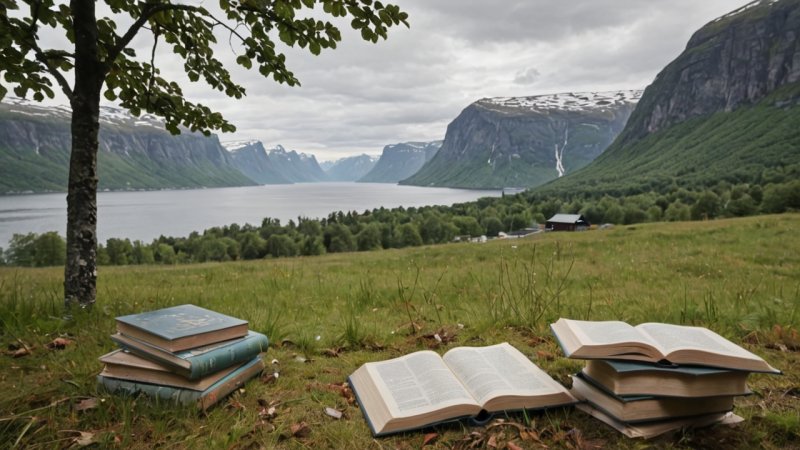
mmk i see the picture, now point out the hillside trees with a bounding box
[0,0,408,308]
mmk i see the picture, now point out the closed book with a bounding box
[98,355,264,410]
[110,330,269,380]
[570,374,738,423]
[115,304,248,352]
[582,359,750,397]
[99,349,244,391]
[576,403,744,439]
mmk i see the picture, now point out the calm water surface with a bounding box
[0,183,500,246]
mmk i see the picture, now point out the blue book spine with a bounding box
[112,331,269,380]
[181,331,269,380]
[98,356,264,410]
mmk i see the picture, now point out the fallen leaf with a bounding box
[422,432,438,446]
[324,407,343,420]
[11,347,31,358]
[290,421,311,438]
[73,431,97,447]
[261,371,279,384]
[226,399,246,411]
[46,337,72,350]
[506,442,523,450]
[535,350,555,361]
[487,434,498,448]
[322,348,341,357]
[259,405,277,420]
[75,398,98,411]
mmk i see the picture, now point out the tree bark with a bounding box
[65,0,104,308]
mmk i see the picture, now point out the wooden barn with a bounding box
[545,214,590,231]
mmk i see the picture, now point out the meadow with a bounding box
[1,214,798,449]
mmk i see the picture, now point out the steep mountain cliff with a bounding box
[401,91,640,189]
[265,145,329,182]
[539,0,800,196]
[359,141,442,183]
[0,98,255,193]
[323,154,378,181]
[223,140,291,184]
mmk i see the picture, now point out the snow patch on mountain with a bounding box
[481,90,643,113]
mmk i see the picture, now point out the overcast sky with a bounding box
[41,1,754,162]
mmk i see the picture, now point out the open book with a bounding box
[551,318,779,373]
[347,343,575,436]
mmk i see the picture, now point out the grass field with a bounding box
[1,214,798,449]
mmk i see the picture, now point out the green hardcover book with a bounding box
[98,355,264,410]
[110,330,269,380]
[582,359,749,397]
[115,304,249,352]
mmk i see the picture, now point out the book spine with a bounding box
[185,332,269,380]
[98,357,265,410]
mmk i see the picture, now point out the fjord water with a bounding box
[0,183,500,246]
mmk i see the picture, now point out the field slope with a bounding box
[1,214,798,448]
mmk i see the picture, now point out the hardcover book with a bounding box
[110,330,269,380]
[348,342,575,436]
[575,403,744,439]
[550,318,779,373]
[569,374,738,423]
[99,349,245,391]
[582,359,749,397]
[115,304,249,352]
[97,355,264,410]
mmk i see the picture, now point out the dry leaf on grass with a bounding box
[9,347,31,358]
[46,337,72,350]
[75,398,98,411]
[290,421,311,438]
[422,432,438,446]
[322,347,342,357]
[506,442,524,450]
[535,350,556,361]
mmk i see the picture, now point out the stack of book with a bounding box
[551,318,780,439]
[98,304,269,410]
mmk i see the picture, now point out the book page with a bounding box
[442,343,562,405]
[566,319,655,347]
[366,351,476,416]
[637,323,756,358]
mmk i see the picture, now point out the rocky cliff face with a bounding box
[619,0,800,145]
[223,140,291,184]
[0,98,254,192]
[323,154,378,181]
[265,145,329,182]
[401,91,640,189]
[359,141,441,183]
[537,0,800,196]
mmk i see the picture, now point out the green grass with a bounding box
[1,214,799,448]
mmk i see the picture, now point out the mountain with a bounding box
[537,0,800,196]
[222,140,291,184]
[359,141,442,183]
[265,145,329,182]
[401,91,641,189]
[0,98,255,193]
[323,154,379,181]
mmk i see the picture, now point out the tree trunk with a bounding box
[65,0,104,309]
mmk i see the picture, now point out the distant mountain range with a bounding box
[536,0,800,197]
[401,91,640,189]
[322,154,379,181]
[360,141,442,183]
[0,98,254,193]
[222,141,328,183]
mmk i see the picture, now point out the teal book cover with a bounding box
[98,355,264,410]
[600,360,735,375]
[111,330,269,380]
[116,304,248,341]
